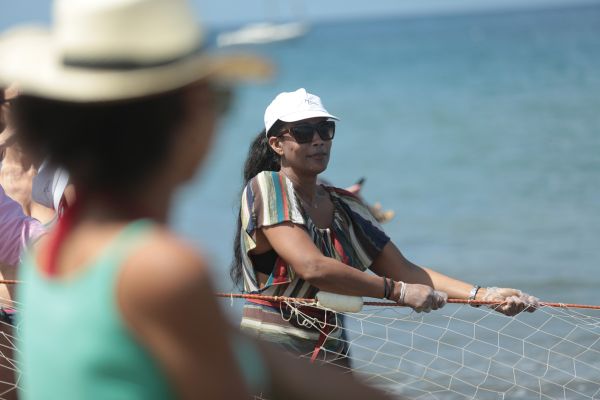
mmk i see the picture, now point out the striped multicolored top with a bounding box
[239,170,390,297]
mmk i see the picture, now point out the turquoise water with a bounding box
[173,4,600,307]
[0,3,597,398]
[192,9,600,394]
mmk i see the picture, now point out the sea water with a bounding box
[173,4,600,307]
[177,8,600,395]
[0,2,597,397]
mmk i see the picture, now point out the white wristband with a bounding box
[468,285,481,307]
[468,285,481,301]
[399,281,407,305]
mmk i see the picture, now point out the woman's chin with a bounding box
[307,156,330,171]
[308,164,329,176]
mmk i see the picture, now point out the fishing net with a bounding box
[2,289,599,399]
[0,300,20,400]
[221,294,600,400]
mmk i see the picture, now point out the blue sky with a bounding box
[1,0,598,29]
[196,0,599,26]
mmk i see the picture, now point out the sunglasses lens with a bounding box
[288,121,336,143]
[289,125,316,143]
[318,121,335,141]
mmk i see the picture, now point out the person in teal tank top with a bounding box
[19,221,175,399]
[2,0,394,399]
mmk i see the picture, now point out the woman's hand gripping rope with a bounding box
[390,280,448,313]
[481,287,539,316]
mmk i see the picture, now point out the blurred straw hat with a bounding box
[0,0,273,102]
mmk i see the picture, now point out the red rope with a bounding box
[0,280,20,285]
[215,292,600,310]
[0,284,595,310]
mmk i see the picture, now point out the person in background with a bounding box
[1,85,74,226]
[1,90,46,275]
[0,183,44,400]
[0,88,46,298]
[231,88,539,365]
[0,184,44,298]
[1,0,393,399]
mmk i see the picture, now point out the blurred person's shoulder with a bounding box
[120,226,212,308]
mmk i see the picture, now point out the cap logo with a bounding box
[304,98,319,106]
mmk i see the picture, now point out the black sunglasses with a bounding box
[278,121,336,144]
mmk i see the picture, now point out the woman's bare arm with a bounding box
[261,222,446,311]
[261,222,387,298]
[262,224,535,315]
[371,242,473,299]
[371,242,537,315]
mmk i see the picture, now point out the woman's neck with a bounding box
[279,166,319,201]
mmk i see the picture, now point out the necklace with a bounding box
[297,187,325,209]
[279,171,324,210]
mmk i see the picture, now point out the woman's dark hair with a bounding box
[12,91,186,196]
[230,123,283,288]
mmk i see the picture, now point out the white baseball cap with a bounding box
[264,88,339,135]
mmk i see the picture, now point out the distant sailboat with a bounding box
[217,21,307,47]
[216,0,308,47]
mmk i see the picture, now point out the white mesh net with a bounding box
[3,292,599,399]
[0,297,20,400]
[226,297,600,400]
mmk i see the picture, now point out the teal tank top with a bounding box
[17,220,176,399]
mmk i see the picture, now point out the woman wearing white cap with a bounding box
[1,1,392,399]
[231,88,539,364]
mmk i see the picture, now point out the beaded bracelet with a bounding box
[383,276,390,299]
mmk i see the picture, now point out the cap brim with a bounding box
[279,110,339,123]
[0,26,274,102]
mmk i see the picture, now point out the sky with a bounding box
[1,0,599,29]
[196,0,600,26]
